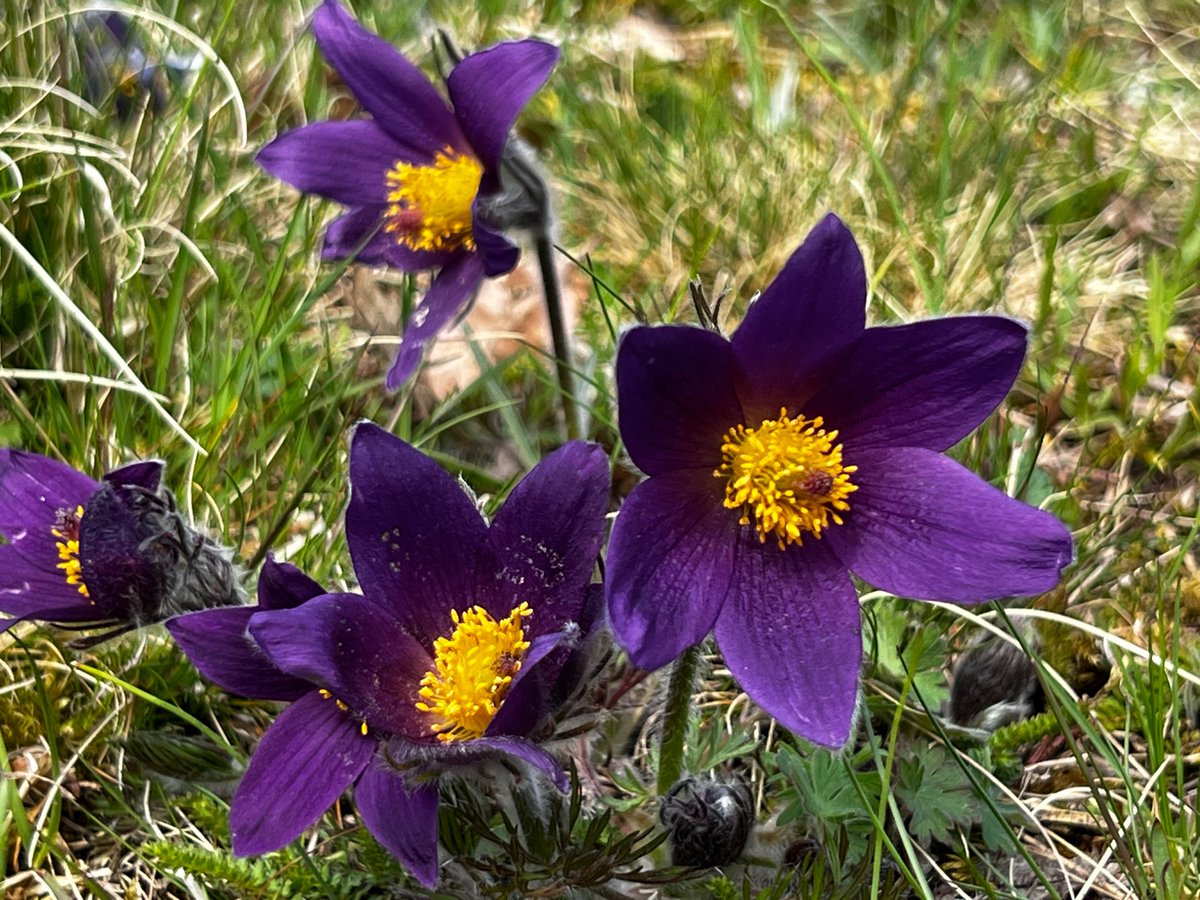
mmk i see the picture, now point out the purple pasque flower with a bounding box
[256,0,559,390]
[605,213,1073,748]
[170,423,609,887]
[0,451,241,646]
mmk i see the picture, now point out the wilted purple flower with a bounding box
[0,451,242,646]
[169,423,609,886]
[257,0,559,389]
[606,213,1073,748]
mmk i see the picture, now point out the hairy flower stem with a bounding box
[534,229,580,440]
[656,643,700,795]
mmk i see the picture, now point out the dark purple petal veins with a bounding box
[310,0,464,158]
[714,536,861,747]
[807,316,1029,452]
[230,690,374,855]
[731,213,867,421]
[827,446,1073,602]
[616,325,744,477]
[446,40,560,178]
[606,473,740,670]
[345,421,488,644]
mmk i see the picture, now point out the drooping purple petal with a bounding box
[606,473,741,671]
[346,422,489,647]
[806,316,1029,452]
[256,120,400,206]
[470,736,569,790]
[354,765,441,887]
[714,537,861,747]
[387,733,568,791]
[0,601,103,632]
[447,40,559,178]
[472,216,520,277]
[248,592,435,739]
[230,690,374,856]
[826,447,1073,602]
[483,441,608,633]
[167,607,309,701]
[104,459,163,491]
[385,252,486,389]
[731,214,867,422]
[257,555,325,611]
[616,326,744,477]
[311,0,464,158]
[321,208,459,271]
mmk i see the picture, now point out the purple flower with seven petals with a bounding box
[605,214,1073,748]
[169,423,609,887]
[0,451,241,645]
[256,0,559,389]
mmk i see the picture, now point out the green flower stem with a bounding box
[656,643,700,795]
[533,229,580,441]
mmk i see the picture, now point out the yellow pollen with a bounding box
[384,147,482,253]
[714,408,857,549]
[52,505,90,601]
[416,602,533,743]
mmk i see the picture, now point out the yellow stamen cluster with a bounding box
[52,505,90,600]
[384,147,482,253]
[714,409,857,548]
[416,602,532,743]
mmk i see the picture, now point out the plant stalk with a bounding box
[656,643,700,795]
[533,229,580,440]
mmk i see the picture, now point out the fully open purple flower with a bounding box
[170,423,609,887]
[257,0,559,389]
[0,451,240,645]
[606,213,1073,748]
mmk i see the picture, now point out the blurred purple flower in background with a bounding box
[257,0,559,388]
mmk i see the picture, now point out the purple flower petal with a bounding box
[385,252,485,389]
[606,473,740,670]
[320,207,459,271]
[248,592,435,739]
[167,607,309,701]
[827,447,1073,602]
[483,441,608,634]
[472,216,520,277]
[104,460,163,491]
[447,40,559,177]
[346,422,490,648]
[230,689,374,856]
[714,537,861,747]
[257,555,325,611]
[616,326,744,477]
[311,0,464,158]
[485,628,572,737]
[354,764,440,887]
[256,120,400,206]
[0,450,97,531]
[731,214,867,422]
[0,602,102,632]
[470,735,569,791]
[807,316,1029,452]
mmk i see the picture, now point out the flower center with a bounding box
[52,505,90,600]
[416,602,532,743]
[714,408,857,548]
[384,148,482,253]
